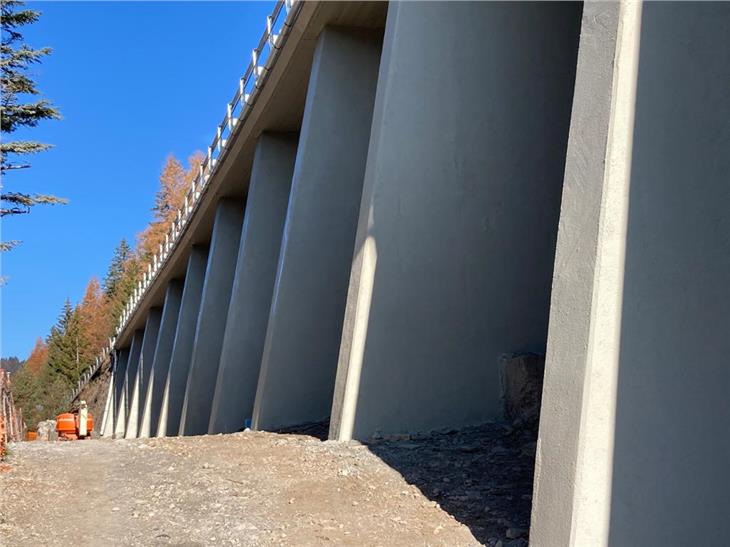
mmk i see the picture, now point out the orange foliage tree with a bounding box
[137,153,203,264]
[77,277,112,363]
[24,338,48,376]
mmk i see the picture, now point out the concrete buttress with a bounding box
[179,199,244,436]
[209,133,298,434]
[156,246,209,437]
[251,27,382,431]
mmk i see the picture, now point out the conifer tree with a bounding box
[46,299,86,385]
[104,239,140,323]
[1,0,64,218]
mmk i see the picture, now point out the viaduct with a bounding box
[95,1,730,545]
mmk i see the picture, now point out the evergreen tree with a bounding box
[103,239,132,296]
[104,239,140,323]
[46,299,87,385]
[1,0,65,217]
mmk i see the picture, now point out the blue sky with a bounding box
[2,1,274,359]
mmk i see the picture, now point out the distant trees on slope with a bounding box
[11,154,202,428]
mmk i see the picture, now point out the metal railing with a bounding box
[115,0,303,340]
[68,340,114,404]
[70,1,303,404]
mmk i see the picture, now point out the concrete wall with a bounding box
[157,246,209,437]
[209,133,298,434]
[140,280,183,438]
[531,2,730,545]
[180,199,244,436]
[112,348,130,438]
[122,329,144,438]
[252,27,383,431]
[132,307,162,437]
[329,1,582,440]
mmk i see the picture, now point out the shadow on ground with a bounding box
[366,422,536,546]
[272,419,536,545]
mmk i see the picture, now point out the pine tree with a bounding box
[1,0,65,217]
[103,239,132,296]
[46,299,87,385]
[104,239,140,323]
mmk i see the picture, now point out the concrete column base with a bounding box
[123,330,145,439]
[112,348,130,438]
[156,246,209,437]
[329,1,582,441]
[531,2,730,545]
[140,281,183,438]
[134,308,162,438]
[180,199,244,436]
[209,133,298,435]
[252,27,382,432]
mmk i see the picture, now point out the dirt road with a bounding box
[0,426,533,546]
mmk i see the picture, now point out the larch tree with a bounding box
[137,153,203,264]
[24,337,48,375]
[0,0,64,229]
[77,276,112,361]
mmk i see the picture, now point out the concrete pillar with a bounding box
[179,199,244,436]
[157,245,208,437]
[531,3,730,546]
[139,280,183,438]
[329,1,582,441]
[128,307,162,438]
[208,133,298,434]
[156,246,208,437]
[112,348,130,438]
[251,27,382,431]
[122,330,144,438]
[100,361,115,437]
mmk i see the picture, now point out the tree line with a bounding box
[12,154,202,428]
[0,1,205,428]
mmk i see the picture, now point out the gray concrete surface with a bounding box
[209,133,298,435]
[252,27,382,431]
[123,330,145,439]
[132,307,162,438]
[329,1,582,441]
[532,3,730,546]
[180,199,244,436]
[139,281,184,438]
[157,247,209,437]
[112,348,130,438]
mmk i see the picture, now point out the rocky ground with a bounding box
[0,425,535,546]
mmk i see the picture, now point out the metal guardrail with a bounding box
[68,341,113,404]
[68,1,304,397]
[116,0,303,339]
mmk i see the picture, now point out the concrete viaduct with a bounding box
[97,1,730,544]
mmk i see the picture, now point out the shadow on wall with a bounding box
[610,3,730,545]
[335,0,583,441]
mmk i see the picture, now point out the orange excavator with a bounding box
[56,401,93,441]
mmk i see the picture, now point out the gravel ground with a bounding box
[0,425,535,546]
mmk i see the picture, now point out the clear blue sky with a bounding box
[1,1,274,359]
